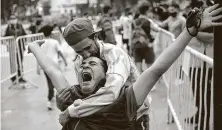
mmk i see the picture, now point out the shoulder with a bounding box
[179,15,186,22]
[103,43,125,55]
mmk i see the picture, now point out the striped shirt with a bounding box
[68,41,141,117]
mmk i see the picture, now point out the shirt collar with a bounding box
[97,40,105,59]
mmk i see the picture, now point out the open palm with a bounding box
[200,4,222,30]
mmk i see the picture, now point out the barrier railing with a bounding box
[0,36,18,84]
[16,33,44,88]
[158,28,214,130]
[1,31,63,88]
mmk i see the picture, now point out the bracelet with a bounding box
[186,18,201,37]
[186,7,203,37]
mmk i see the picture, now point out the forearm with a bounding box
[196,32,214,42]
[29,43,60,74]
[151,28,193,75]
[29,43,70,90]
[133,28,194,105]
[67,74,125,117]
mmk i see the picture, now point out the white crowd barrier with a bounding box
[0,36,17,84]
[157,29,214,130]
[1,31,64,88]
[16,33,44,81]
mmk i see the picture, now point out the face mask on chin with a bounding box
[10,20,17,25]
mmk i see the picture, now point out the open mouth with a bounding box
[82,72,92,82]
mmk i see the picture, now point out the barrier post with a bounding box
[0,36,18,88]
[15,33,44,88]
[214,1,222,130]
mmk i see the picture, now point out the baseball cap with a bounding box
[63,18,101,45]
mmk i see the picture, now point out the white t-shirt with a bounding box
[41,38,62,63]
[122,16,132,40]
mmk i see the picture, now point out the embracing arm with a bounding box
[67,47,131,117]
[133,4,222,105]
[28,40,70,90]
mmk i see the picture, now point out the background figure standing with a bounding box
[5,14,27,84]
[97,5,117,45]
[159,3,186,38]
[131,4,155,73]
[38,25,67,110]
[29,15,43,34]
[122,8,133,54]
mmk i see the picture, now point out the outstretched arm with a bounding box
[28,40,70,91]
[133,4,222,106]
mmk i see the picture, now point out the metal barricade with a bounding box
[16,33,44,88]
[159,29,214,130]
[0,36,18,85]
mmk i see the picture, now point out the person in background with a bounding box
[97,5,117,45]
[122,8,133,54]
[29,15,43,34]
[159,3,186,38]
[38,25,68,110]
[5,14,27,84]
[131,3,156,73]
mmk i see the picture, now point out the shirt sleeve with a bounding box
[125,86,138,121]
[68,47,131,117]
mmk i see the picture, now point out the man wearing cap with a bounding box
[57,17,150,129]
[97,5,117,45]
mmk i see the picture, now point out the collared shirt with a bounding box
[68,41,140,117]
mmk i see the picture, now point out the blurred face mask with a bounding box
[36,20,42,25]
[169,6,178,17]
[170,12,178,17]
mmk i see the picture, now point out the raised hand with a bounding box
[200,4,222,30]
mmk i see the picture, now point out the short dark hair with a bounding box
[103,5,112,14]
[38,25,54,37]
[139,4,149,15]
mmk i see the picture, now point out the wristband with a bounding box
[186,7,203,37]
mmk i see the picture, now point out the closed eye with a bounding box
[89,61,97,66]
